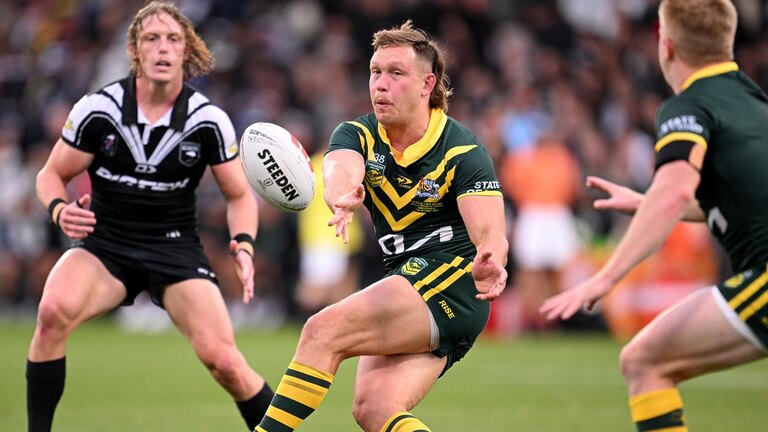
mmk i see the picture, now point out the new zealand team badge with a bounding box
[100,134,118,157]
[179,141,201,166]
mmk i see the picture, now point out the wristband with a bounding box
[47,198,67,226]
[232,233,255,257]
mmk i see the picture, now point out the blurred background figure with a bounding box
[500,133,581,333]
[295,150,363,317]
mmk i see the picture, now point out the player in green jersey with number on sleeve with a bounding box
[541,1,768,431]
[253,20,508,432]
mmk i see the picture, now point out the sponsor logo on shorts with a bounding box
[197,267,215,278]
[402,257,428,275]
[439,299,456,319]
[725,273,746,288]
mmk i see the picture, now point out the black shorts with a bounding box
[391,252,490,373]
[71,226,218,308]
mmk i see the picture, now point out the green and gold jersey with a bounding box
[328,109,502,272]
[654,62,768,272]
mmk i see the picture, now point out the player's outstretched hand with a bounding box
[587,176,643,215]
[58,194,96,240]
[229,240,255,304]
[473,251,508,301]
[539,275,613,320]
[328,184,365,244]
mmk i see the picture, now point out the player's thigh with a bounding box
[40,248,127,324]
[626,287,765,379]
[315,275,432,356]
[163,278,235,348]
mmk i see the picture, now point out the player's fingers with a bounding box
[593,199,611,210]
[77,193,92,208]
[341,225,349,244]
[586,176,610,191]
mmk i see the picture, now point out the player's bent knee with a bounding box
[198,344,242,377]
[36,299,74,333]
[351,396,387,432]
[620,338,659,382]
[298,310,343,351]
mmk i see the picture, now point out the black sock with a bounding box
[236,382,274,430]
[26,357,66,432]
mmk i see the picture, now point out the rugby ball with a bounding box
[240,122,315,211]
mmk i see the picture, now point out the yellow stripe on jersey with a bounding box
[728,266,768,310]
[379,109,448,167]
[680,61,739,91]
[376,147,474,211]
[346,121,376,156]
[654,132,708,153]
[421,260,472,302]
[457,190,503,199]
[368,166,458,231]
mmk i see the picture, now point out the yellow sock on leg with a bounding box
[379,412,431,432]
[629,388,687,432]
[254,361,334,432]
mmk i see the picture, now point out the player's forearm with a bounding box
[36,166,70,209]
[599,181,695,285]
[322,155,364,210]
[226,193,258,238]
[474,230,509,268]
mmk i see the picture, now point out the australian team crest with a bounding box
[365,160,385,187]
[416,177,441,199]
[179,141,201,166]
[100,134,118,157]
[401,257,429,276]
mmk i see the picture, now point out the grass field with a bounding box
[1,319,766,431]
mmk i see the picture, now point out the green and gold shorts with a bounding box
[390,251,490,373]
[714,263,768,353]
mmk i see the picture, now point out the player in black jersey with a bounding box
[254,21,508,432]
[26,2,273,431]
[541,1,768,431]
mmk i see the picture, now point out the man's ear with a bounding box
[662,35,675,61]
[422,73,437,97]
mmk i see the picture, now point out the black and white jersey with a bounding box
[61,77,238,236]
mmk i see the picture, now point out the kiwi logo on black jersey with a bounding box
[100,134,118,157]
[179,142,201,167]
[365,160,385,187]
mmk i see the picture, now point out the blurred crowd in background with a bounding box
[2,0,767,337]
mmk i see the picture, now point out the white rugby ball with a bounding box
[240,122,315,212]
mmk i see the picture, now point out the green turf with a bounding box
[1,319,766,431]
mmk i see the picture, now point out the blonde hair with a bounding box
[126,1,214,80]
[372,20,453,111]
[659,0,737,66]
